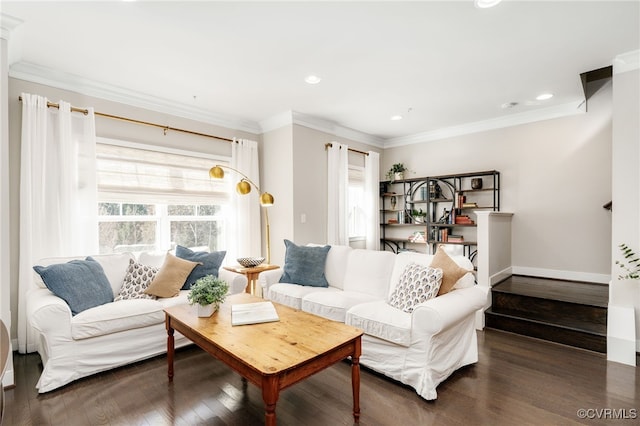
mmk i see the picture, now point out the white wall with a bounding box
[262,125,294,265]
[262,123,383,265]
[382,82,613,283]
[610,50,640,360]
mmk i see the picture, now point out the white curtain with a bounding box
[18,93,98,353]
[327,142,348,245]
[227,138,261,262]
[364,151,380,250]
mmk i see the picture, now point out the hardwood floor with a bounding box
[5,329,640,425]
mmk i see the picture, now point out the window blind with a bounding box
[96,143,229,204]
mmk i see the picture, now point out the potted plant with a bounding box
[386,163,408,182]
[412,209,427,224]
[187,275,229,317]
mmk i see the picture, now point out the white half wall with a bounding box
[609,50,640,364]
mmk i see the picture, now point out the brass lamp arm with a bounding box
[210,164,263,193]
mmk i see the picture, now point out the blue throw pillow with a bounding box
[175,245,226,289]
[33,257,114,316]
[279,240,330,287]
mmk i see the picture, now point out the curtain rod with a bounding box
[17,96,235,143]
[324,142,369,156]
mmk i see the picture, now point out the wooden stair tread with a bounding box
[492,275,608,308]
[486,308,607,336]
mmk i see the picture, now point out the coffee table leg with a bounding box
[167,317,175,381]
[352,337,362,423]
[262,376,280,426]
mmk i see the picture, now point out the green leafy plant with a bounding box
[386,163,409,181]
[187,275,229,307]
[616,243,640,280]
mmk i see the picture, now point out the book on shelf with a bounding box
[388,218,398,224]
[231,301,280,326]
[462,202,478,208]
[447,234,464,243]
[439,228,449,242]
[455,215,475,225]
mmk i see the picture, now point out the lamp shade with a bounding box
[209,166,224,179]
[236,180,252,195]
[260,192,274,206]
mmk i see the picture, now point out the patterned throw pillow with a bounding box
[388,263,443,313]
[115,259,159,301]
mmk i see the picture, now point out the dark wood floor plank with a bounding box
[5,330,640,425]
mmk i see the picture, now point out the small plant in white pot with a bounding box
[187,275,229,317]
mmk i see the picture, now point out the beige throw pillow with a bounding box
[144,253,200,298]
[430,247,471,296]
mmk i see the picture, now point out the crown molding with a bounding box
[614,50,640,75]
[259,110,294,134]
[1,13,23,40]
[384,100,586,148]
[259,110,385,148]
[8,61,262,134]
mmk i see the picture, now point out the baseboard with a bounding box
[512,266,610,284]
[489,267,512,286]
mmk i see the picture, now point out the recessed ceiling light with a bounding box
[536,93,554,101]
[304,75,322,85]
[391,115,403,121]
[475,0,502,8]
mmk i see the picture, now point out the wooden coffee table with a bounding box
[164,293,363,425]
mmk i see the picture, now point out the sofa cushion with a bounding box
[342,249,396,298]
[145,253,200,298]
[175,245,226,290]
[301,291,381,322]
[430,247,472,295]
[32,252,134,296]
[346,301,412,347]
[71,299,164,339]
[388,263,442,313]
[269,283,340,310]
[34,257,114,316]
[137,251,167,268]
[115,259,158,301]
[389,251,474,298]
[279,240,331,287]
[308,243,353,289]
[156,290,190,309]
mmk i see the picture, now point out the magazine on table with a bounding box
[231,301,280,326]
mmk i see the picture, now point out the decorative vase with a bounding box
[197,303,217,317]
[391,196,397,210]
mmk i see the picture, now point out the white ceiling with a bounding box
[3,1,639,145]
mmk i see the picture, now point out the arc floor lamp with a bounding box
[209,165,274,264]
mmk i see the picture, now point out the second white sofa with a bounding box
[259,243,488,400]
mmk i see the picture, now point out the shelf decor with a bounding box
[380,170,500,262]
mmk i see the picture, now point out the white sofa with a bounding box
[259,245,488,400]
[26,251,247,393]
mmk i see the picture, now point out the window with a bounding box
[348,165,366,239]
[96,139,229,254]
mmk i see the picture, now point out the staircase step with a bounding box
[492,292,607,327]
[486,275,609,353]
[485,308,607,353]
[492,275,608,307]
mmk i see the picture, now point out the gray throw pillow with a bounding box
[33,257,114,315]
[279,240,330,287]
[175,245,226,289]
